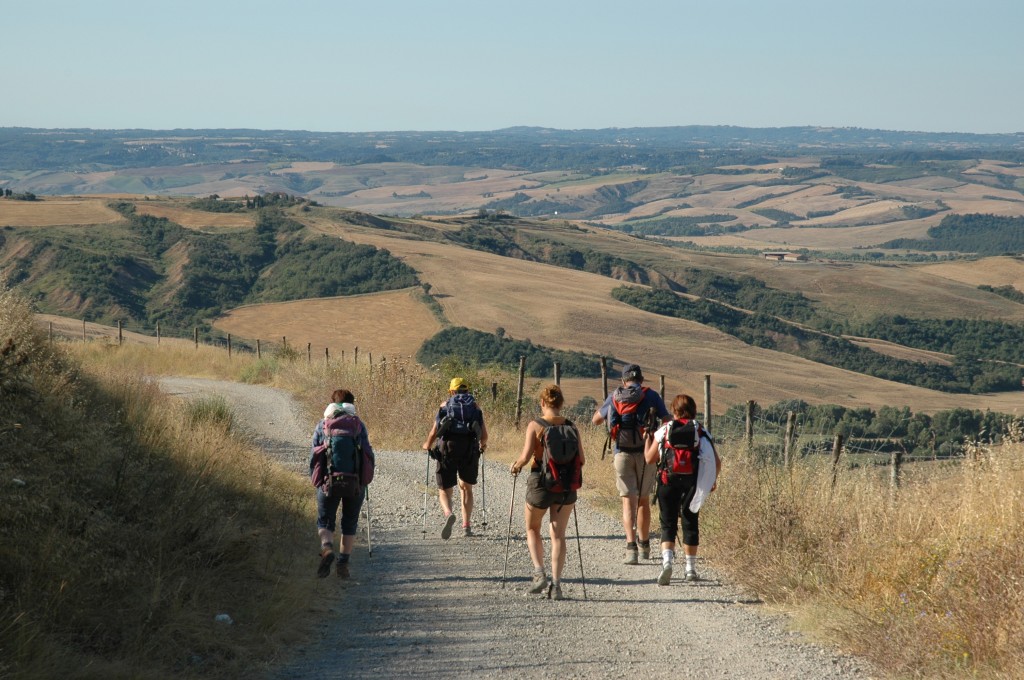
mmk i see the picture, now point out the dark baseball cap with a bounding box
[622,363,644,381]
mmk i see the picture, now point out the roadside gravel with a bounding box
[159,377,879,680]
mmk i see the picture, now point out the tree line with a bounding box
[416,326,604,378]
[612,286,1023,393]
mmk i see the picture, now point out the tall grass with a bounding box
[1,289,317,679]
[704,433,1024,678]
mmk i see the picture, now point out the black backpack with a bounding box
[535,418,583,493]
[658,419,703,484]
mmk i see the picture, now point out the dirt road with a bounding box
[159,378,877,680]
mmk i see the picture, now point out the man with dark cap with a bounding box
[592,363,670,564]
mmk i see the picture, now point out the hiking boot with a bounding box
[441,513,456,540]
[549,582,564,601]
[316,545,334,578]
[463,525,473,537]
[684,568,699,582]
[658,564,673,586]
[528,572,549,594]
[336,557,350,579]
[639,539,651,560]
[624,543,639,565]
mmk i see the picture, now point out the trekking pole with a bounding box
[572,505,587,600]
[365,485,373,557]
[481,448,488,528]
[501,472,519,588]
[422,451,431,539]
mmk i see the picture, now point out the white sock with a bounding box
[685,554,697,570]
[662,549,674,567]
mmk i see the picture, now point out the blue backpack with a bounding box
[440,392,480,439]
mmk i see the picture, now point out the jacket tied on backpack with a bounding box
[310,414,375,498]
[655,418,718,513]
[534,417,583,493]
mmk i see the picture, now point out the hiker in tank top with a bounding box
[310,389,375,579]
[422,377,488,539]
[644,393,720,585]
[510,384,585,601]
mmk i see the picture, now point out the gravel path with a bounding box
[159,378,878,680]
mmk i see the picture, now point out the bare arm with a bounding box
[421,420,439,451]
[511,422,540,474]
[644,432,660,465]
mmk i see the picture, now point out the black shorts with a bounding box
[435,438,480,489]
[525,471,577,510]
[657,476,700,546]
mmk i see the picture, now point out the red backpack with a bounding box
[609,385,650,453]
[658,419,704,483]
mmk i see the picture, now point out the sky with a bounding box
[3,0,1022,134]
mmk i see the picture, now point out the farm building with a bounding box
[762,251,807,262]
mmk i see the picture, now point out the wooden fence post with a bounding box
[83,319,87,342]
[659,375,665,401]
[156,322,161,346]
[282,336,287,352]
[703,374,712,429]
[117,320,123,347]
[891,449,903,494]
[600,356,608,398]
[745,400,755,451]
[354,346,359,365]
[325,347,330,364]
[307,343,311,364]
[491,382,498,401]
[194,327,198,349]
[553,361,561,385]
[256,339,261,359]
[48,322,53,343]
[783,411,797,468]
[515,356,526,430]
[830,433,844,490]
[227,334,232,359]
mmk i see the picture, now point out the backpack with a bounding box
[311,415,374,495]
[609,385,651,453]
[535,418,583,493]
[658,419,703,484]
[439,392,481,440]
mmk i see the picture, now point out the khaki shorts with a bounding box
[614,451,657,497]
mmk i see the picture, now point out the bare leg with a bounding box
[548,504,574,582]
[637,496,651,542]
[459,480,474,525]
[621,495,638,543]
[439,487,454,517]
[317,528,334,550]
[524,504,546,572]
[341,534,356,556]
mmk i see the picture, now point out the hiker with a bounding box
[510,384,585,600]
[422,377,488,538]
[310,388,375,579]
[644,393,720,585]
[592,363,670,564]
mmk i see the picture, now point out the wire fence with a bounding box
[45,315,1000,492]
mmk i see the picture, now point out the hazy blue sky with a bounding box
[3,0,1022,134]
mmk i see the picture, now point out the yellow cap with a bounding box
[449,377,468,392]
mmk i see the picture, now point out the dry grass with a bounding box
[1,289,321,679]
[705,430,1024,678]
[214,288,441,362]
[919,256,1024,291]
[0,198,122,227]
[133,202,255,230]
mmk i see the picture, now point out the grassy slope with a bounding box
[1,289,319,679]
[304,212,1024,415]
